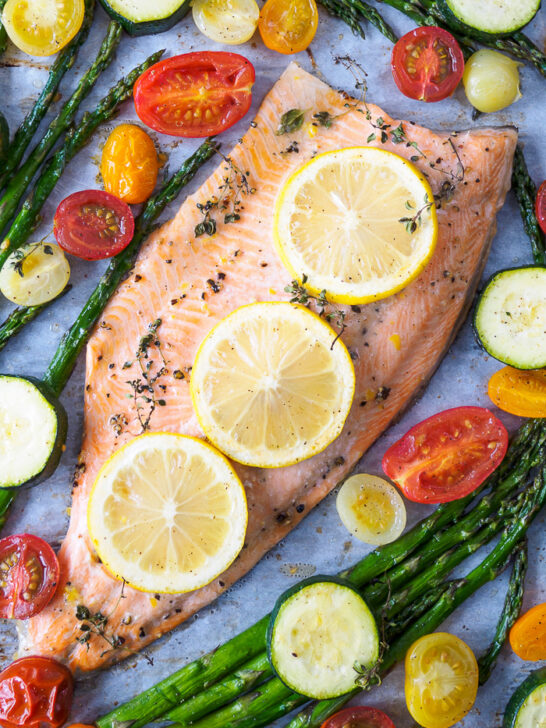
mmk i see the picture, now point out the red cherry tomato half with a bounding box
[391,26,464,102]
[53,190,135,261]
[0,656,73,728]
[0,534,60,620]
[536,181,546,235]
[133,51,255,138]
[320,706,396,728]
[382,406,508,504]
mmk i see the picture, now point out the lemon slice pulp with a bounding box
[87,433,248,594]
[190,302,355,468]
[274,146,438,304]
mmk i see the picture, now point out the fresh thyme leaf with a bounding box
[43,245,53,255]
[284,277,347,349]
[277,109,305,135]
[367,133,376,143]
[76,605,91,620]
[313,111,334,128]
[224,213,240,224]
[390,123,406,144]
[195,219,217,237]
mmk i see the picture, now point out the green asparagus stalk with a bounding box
[318,0,397,43]
[0,0,95,191]
[478,538,527,685]
[0,0,8,56]
[97,422,540,728]
[0,20,122,244]
[386,582,450,639]
[0,286,71,352]
[512,145,546,266]
[0,48,164,279]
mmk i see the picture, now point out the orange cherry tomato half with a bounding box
[0,656,73,728]
[259,0,318,55]
[382,406,508,504]
[391,26,465,102]
[101,124,159,205]
[488,366,546,418]
[54,190,135,261]
[320,706,395,728]
[134,52,255,138]
[0,534,59,620]
[509,602,546,661]
[536,180,546,235]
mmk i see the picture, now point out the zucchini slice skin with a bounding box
[439,0,541,38]
[98,0,191,36]
[473,266,546,370]
[0,375,67,490]
[503,666,546,727]
[267,576,379,700]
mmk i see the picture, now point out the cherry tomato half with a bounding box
[320,706,395,728]
[0,656,73,728]
[382,406,508,503]
[488,366,546,418]
[259,0,319,55]
[536,180,546,235]
[391,26,465,102]
[509,602,546,661]
[101,124,159,205]
[0,534,59,620]
[54,190,135,261]
[133,52,255,138]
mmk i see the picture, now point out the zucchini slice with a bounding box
[0,375,67,489]
[503,667,546,728]
[474,266,546,370]
[440,0,541,37]
[98,0,191,36]
[267,577,379,699]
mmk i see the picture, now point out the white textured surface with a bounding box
[0,3,544,726]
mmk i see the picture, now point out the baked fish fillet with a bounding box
[21,62,517,671]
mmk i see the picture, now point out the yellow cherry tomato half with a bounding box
[405,632,479,728]
[2,0,84,57]
[192,0,260,45]
[101,124,159,205]
[488,366,546,418]
[259,0,318,55]
[336,474,407,546]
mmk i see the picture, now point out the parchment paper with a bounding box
[0,3,544,725]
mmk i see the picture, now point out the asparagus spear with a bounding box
[97,422,540,728]
[0,0,95,191]
[512,145,546,266]
[0,20,122,242]
[0,141,218,529]
[0,286,71,352]
[318,0,397,43]
[0,48,164,277]
[478,538,527,685]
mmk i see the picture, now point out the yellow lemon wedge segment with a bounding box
[87,433,248,594]
[190,302,355,468]
[274,147,438,304]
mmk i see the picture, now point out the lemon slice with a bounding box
[0,241,70,306]
[87,433,248,594]
[190,302,355,468]
[274,147,438,304]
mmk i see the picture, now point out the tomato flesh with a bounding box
[488,366,546,418]
[54,190,135,261]
[0,656,73,728]
[133,52,255,138]
[382,406,508,503]
[101,124,159,205]
[0,534,59,620]
[536,180,546,235]
[391,27,464,102]
[509,602,546,661]
[320,706,395,728]
[259,0,319,55]
[2,0,84,57]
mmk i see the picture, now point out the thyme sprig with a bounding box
[195,152,255,238]
[10,238,54,278]
[399,194,434,234]
[125,318,168,433]
[277,108,306,135]
[285,274,347,349]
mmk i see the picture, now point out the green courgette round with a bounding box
[473,265,546,370]
[267,576,380,700]
[503,666,546,727]
[98,0,191,36]
[438,0,541,38]
[0,374,67,489]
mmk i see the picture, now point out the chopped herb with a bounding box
[126,319,168,433]
[313,111,334,128]
[285,275,347,349]
[277,109,305,135]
